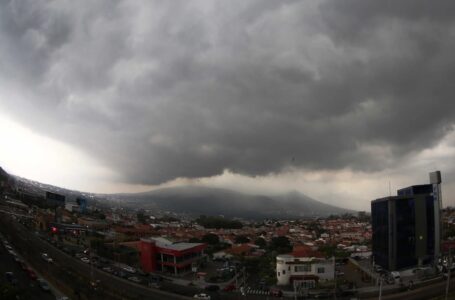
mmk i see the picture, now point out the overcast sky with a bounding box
[1,1,455,211]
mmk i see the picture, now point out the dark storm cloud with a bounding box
[1,0,455,184]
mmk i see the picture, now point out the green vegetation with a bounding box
[240,253,277,285]
[0,284,27,300]
[136,210,148,224]
[195,215,243,229]
[318,244,349,258]
[235,235,250,244]
[157,215,180,222]
[90,238,139,266]
[189,234,230,255]
[269,236,292,254]
[201,233,220,245]
[254,237,267,248]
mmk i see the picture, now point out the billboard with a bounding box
[45,191,65,206]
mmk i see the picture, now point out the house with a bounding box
[276,245,335,287]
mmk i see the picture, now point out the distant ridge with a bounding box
[2,167,354,219]
[111,185,353,219]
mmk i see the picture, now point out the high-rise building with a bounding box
[371,171,442,271]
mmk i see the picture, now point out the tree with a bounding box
[136,211,147,224]
[254,237,267,249]
[270,236,292,253]
[201,233,220,245]
[235,235,250,244]
[196,215,243,229]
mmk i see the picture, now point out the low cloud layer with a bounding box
[1,0,455,187]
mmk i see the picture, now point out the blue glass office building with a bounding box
[371,171,442,271]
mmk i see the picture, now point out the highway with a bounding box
[365,278,455,300]
[0,235,55,299]
[0,212,193,300]
[0,212,278,300]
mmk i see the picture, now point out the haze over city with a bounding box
[2,1,455,211]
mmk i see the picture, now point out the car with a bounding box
[80,257,90,264]
[194,293,211,300]
[116,271,128,278]
[128,276,142,283]
[336,271,345,277]
[149,281,162,289]
[26,268,37,280]
[270,288,283,297]
[41,253,53,263]
[223,284,236,291]
[149,274,164,282]
[100,257,109,264]
[205,285,220,292]
[37,279,51,291]
[75,253,84,258]
[19,261,28,270]
[122,266,136,273]
[5,272,18,285]
[390,271,401,283]
[102,266,114,273]
[314,291,332,299]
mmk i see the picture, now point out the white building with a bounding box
[65,203,80,212]
[276,246,335,287]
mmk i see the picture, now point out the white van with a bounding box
[390,271,401,284]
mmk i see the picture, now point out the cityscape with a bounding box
[2,1,455,300]
[2,167,455,299]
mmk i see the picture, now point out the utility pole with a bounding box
[446,248,452,300]
[293,280,297,300]
[378,278,383,300]
[333,256,337,300]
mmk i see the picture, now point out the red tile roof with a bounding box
[291,245,324,258]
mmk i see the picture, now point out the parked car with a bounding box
[5,272,18,285]
[122,266,136,273]
[102,266,114,273]
[390,271,401,284]
[19,261,28,270]
[128,276,142,283]
[149,281,162,289]
[205,285,220,292]
[37,279,51,291]
[41,253,53,263]
[270,288,283,297]
[80,257,90,264]
[223,284,236,292]
[194,293,211,300]
[116,271,128,278]
[149,274,164,282]
[336,270,345,277]
[26,268,37,280]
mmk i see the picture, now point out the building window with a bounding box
[317,267,325,274]
[282,270,286,275]
[303,280,316,288]
[288,266,290,271]
[277,272,280,276]
[295,265,311,272]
